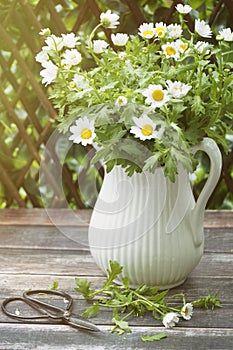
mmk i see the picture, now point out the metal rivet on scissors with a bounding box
[1,289,100,332]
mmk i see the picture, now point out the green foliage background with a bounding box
[0,0,232,209]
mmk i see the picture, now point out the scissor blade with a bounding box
[64,314,100,332]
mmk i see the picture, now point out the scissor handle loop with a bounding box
[2,297,49,320]
[23,289,73,319]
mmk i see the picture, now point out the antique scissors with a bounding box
[1,289,100,332]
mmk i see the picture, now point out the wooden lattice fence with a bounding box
[0,0,232,209]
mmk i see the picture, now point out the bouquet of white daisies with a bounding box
[36,3,233,181]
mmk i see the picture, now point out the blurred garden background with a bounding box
[0,0,232,209]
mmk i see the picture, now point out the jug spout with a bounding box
[191,138,222,246]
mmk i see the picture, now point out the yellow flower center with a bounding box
[141,124,153,136]
[81,128,92,139]
[180,43,188,51]
[143,30,153,37]
[69,82,76,88]
[155,27,165,37]
[183,306,189,316]
[166,46,176,56]
[152,89,164,101]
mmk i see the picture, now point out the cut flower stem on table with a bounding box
[74,261,222,341]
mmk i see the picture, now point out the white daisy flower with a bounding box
[40,60,58,86]
[100,10,119,29]
[138,23,155,39]
[167,23,183,38]
[35,50,49,64]
[39,28,51,36]
[130,114,158,141]
[176,39,188,53]
[154,22,167,38]
[61,33,80,48]
[62,49,82,66]
[115,96,128,106]
[166,80,192,98]
[175,4,192,14]
[219,28,233,42]
[162,312,179,328]
[45,34,64,51]
[93,40,109,54]
[194,41,211,54]
[142,84,170,108]
[69,117,96,146]
[111,33,129,46]
[162,42,180,60]
[181,303,193,320]
[195,19,212,38]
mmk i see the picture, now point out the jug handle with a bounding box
[193,137,222,212]
[191,138,222,245]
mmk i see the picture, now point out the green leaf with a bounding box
[49,281,59,290]
[104,260,123,287]
[111,317,132,334]
[82,303,99,318]
[164,153,177,182]
[135,284,160,296]
[143,152,161,172]
[190,95,205,115]
[148,290,169,303]
[141,334,167,342]
[122,276,130,289]
[191,290,222,310]
[74,278,93,299]
[91,147,111,165]
[152,309,161,320]
[170,147,193,173]
[123,161,142,177]
[105,159,117,173]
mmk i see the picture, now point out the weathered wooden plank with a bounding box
[0,272,232,303]
[0,248,102,276]
[0,248,232,278]
[0,225,232,253]
[0,323,232,350]
[204,210,233,228]
[0,226,89,250]
[0,208,92,226]
[0,209,232,227]
[0,292,231,329]
[204,228,233,253]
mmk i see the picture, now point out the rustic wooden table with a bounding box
[0,209,233,350]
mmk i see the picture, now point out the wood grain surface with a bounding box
[0,209,233,349]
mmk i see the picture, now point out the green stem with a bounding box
[211,41,225,123]
[88,23,102,49]
[133,292,165,315]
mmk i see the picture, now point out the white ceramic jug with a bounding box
[88,138,222,289]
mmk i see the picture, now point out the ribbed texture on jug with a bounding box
[88,166,204,289]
